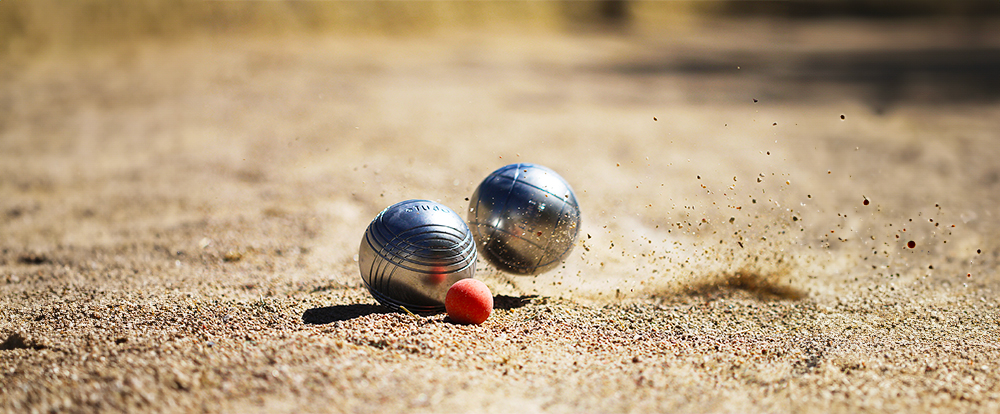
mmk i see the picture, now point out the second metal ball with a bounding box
[468,163,581,275]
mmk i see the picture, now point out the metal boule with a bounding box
[468,163,581,275]
[359,199,477,313]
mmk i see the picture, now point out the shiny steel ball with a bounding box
[359,200,477,313]
[468,163,581,275]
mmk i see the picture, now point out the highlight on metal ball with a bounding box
[467,163,581,275]
[358,199,477,313]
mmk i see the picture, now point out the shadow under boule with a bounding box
[493,294,540,310]
[304,294,541,325]
[302,304,393,324]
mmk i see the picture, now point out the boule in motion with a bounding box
[468,163,581,275]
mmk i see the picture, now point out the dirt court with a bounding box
[2,17,1000,413]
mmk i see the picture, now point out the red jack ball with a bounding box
[445,279,493,325]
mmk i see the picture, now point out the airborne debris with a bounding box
[223,251,243,262]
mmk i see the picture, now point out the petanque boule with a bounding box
[468,163,581,275]
[358,199,477,313]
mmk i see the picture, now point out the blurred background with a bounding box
[3,1,999,54]
[4,0,999,110]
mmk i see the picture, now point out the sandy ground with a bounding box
[2,19,1000,413]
